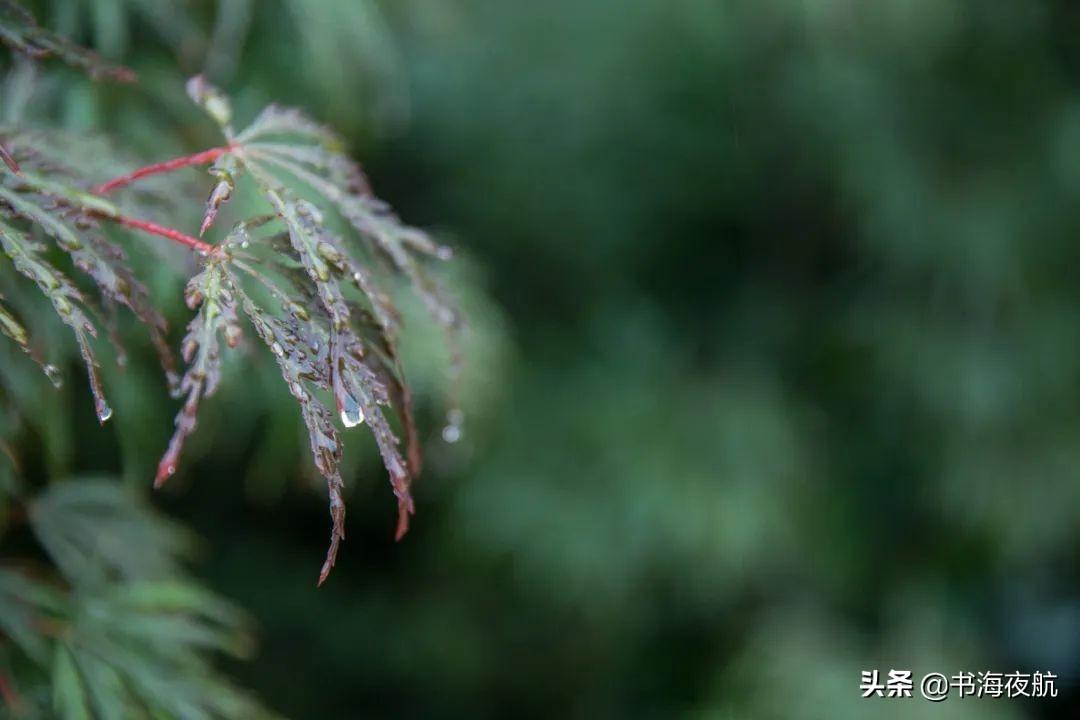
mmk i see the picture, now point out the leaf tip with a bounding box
[394,498,414,542]
[154,460,176,489]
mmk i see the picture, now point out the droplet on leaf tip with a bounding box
[339,393,365,428]
[43,364,63,388]
[341,406,365,428]
[442,408,464,443]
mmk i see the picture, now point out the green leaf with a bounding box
[0,216,108,420]
[29,478,192,588]
[156,259,240,487]
[53,644,92,720]
[0,139,180,394]
[0,291,27,346]
[0,567,66,664]
[65,581,269,719]
[0,0,135,81]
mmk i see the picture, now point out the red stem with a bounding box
[94,146,231,194]
[0,143,19,173]
[108,213,216,255]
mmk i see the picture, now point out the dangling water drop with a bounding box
[442,408,464,443]
[97,403,113,424]
[339,393,365,428]
[43,364,63,388]
[436,306,458,327]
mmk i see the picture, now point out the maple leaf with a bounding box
[0,133,179,421]
[132,78,463,583]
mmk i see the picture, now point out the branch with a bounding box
[105,213,216,255]
[94,146,231,194]
[0,143,19,173]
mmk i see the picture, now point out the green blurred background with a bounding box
[7,0,1080,717]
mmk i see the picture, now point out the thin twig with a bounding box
[0,143,19,173]
[93,146,231,194]
[105,213,216,255]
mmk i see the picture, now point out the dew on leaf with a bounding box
[339,392,365,428]
[43,364,63,388]
[442,407,464,443]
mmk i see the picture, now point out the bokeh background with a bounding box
[5,0,1080,717]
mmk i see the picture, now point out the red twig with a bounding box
[94,146,231,194]
[0,143,19,173]
[108,213,216,255]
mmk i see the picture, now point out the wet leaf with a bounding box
[53,645,92,720]
[0,1,135,81]
[156,258,238,487]
[0,177,178,393]
[0,217,110,421]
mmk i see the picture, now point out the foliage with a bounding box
[153,76,461,582]
[1,2,467,717]
[0,133,176,423]
[0,479,275,719]
[0,0,133,81]
[0,3,460,584]
[17,0,1060,717]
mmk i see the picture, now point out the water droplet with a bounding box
[442,408,464,443]
[97,404,113,423]
[43,364,63,388]
[225,325,242,348]
[436,306,458,327]
[339,393,365,428]
[436,245,454,261]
